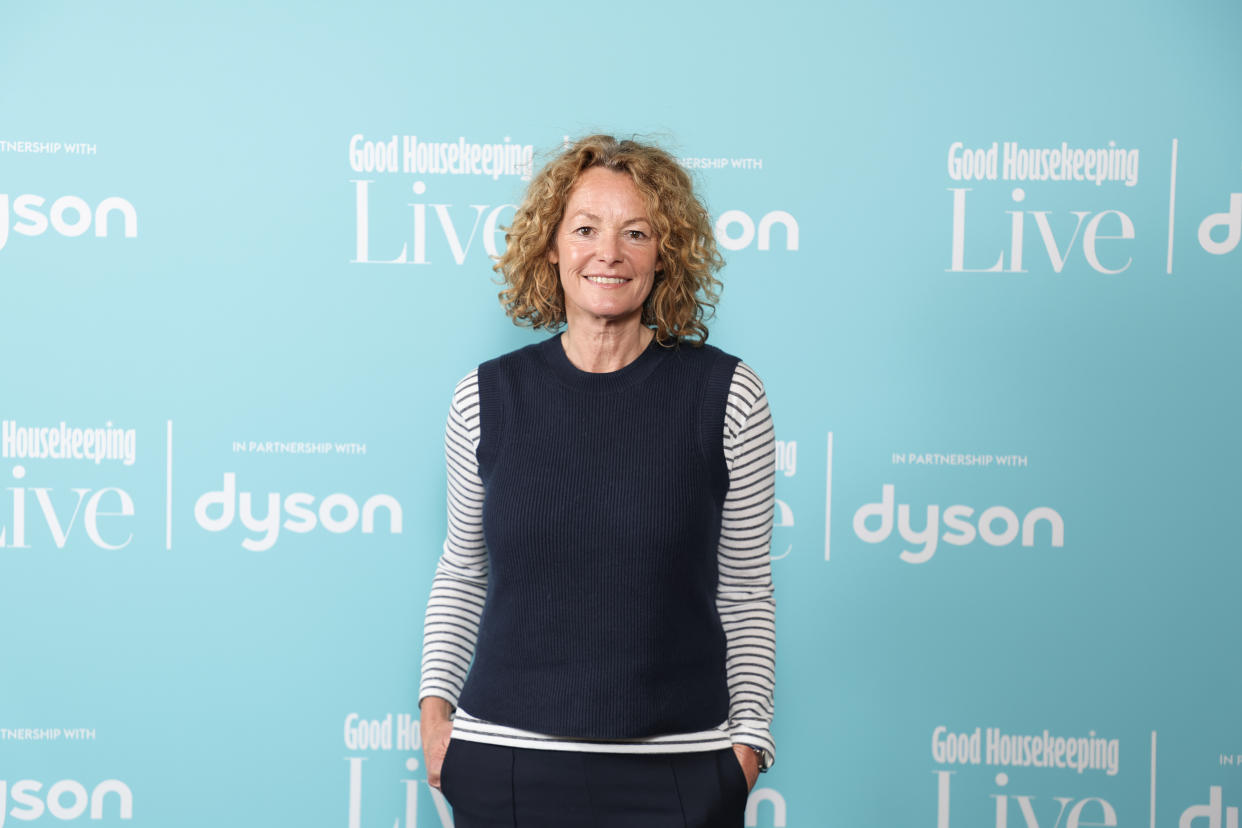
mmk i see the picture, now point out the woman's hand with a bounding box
[731,743,761,792]
[420,697,454,789]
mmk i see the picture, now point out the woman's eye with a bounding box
[626,230,647,240]
[574,226,593,236]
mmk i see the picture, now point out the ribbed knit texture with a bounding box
[457,336,739,738]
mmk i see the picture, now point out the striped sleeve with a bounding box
[418,370,488,708]
[718,361,778,768]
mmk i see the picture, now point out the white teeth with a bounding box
[587,276,626,284]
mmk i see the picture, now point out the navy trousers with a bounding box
[439,740,749,827]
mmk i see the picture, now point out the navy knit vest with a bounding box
[458,334,739,739]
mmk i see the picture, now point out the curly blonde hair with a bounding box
[496,134,723,345]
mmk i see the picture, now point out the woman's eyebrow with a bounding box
[566,210,650,225]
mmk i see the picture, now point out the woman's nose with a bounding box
[595,234,621,263]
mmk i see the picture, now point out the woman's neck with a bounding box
[560,320,654,373]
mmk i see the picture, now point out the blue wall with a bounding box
[2,1,1239,825]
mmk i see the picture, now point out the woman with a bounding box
[419,135,776,827]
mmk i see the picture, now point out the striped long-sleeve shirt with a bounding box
[419,360,776,767]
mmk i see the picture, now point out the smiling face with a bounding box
[549,166,661,331]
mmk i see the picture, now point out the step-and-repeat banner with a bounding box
[3,1,1239,826]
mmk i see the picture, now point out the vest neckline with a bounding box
[538,333,666,392]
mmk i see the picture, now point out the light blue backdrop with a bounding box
[3,1,1239,826]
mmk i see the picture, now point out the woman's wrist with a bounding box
[735,742,770,772]
[419,696,454,723]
